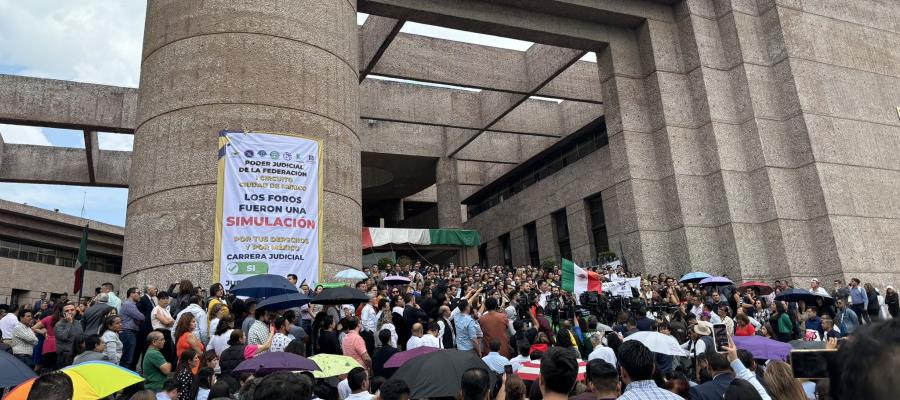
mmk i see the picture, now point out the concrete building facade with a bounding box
[0,0,898,288]
[0,200,122,306]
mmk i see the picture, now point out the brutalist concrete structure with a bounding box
[0,0,898,288]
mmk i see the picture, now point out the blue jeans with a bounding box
[119,329,137,369]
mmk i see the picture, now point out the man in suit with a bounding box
[135,285,158,366]
[689,351,734,400]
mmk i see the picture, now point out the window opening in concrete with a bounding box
[553,209,571,262]
[586,195,609,258]
[524,222,539,267]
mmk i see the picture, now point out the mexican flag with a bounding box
[361,227,481,248]
[73,225,89,295]
[561,258,601,296]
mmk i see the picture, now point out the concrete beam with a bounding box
[84,130,99,183]
[359,0,622,49]
[447,45,586,157]
[372,33,601,103]
[0,144,129,187]
[359,16,405,81]
[360,78,569,136]
[0,74,137,133]
[1,74,597,140]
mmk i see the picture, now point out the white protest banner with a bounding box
[214,130,322,288]
[602,277,642,297]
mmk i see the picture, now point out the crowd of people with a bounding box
[1,260,898,400]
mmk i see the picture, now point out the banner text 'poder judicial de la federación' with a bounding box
[215,131,322,288]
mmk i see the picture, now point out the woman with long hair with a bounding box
[31,303,62,369]
[774,302,793,343]
[375,298,397,348]
[763,360,807,400]
[152,291,177,364]
[100,315,123,365]
[175,313,204,374]
[174,280,195,315]
[207,314,234,356]
[175,349,200,400]
[207,303,226,340]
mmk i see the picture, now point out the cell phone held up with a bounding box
[504,364,513,375]
[712,323,728,352]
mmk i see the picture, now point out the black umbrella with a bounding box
[0,351,37,388]
[256,292,311,311]
[311,287,369,305]
[775,288,818,303]
[229,274,298,298]
[391,350,495,398]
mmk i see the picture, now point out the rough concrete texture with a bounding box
[459,0,900,286]
[0,74,136,133]
[124,0,361,288]
[0,258,120,303]
[2,0,897,288]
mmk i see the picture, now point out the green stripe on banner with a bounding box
[428,229,481,247]
[561,258,575,293]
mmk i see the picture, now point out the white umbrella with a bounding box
[623,331,688,356]
[335,268,367,279]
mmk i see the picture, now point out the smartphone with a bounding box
[791,350,838,379]
[504,364,513,375]
[712,323,728,352]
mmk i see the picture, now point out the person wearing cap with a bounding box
[682,321,714,358]
[810,278,829,297]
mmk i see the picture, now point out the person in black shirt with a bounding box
[317,315,341,355]
[372,329,399,379]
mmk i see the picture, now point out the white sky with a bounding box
[0,2,594,225]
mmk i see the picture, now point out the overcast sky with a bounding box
[0,2,593,226]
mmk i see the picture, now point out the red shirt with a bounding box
[734,323,756,337]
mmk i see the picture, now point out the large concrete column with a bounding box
[436,157,463,228]
[122,0,361,288]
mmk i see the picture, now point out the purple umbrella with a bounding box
[383,275,411,285]
[233,352,320,375]
[699,276,734,287]
[733,335,793,361]
[384,346,440,368]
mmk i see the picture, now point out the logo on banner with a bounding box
[244,150,254,158]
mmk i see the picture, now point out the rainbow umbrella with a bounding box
[309,354,362,378]
[3,361,144,400]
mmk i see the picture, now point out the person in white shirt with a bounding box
[0,304,20,341]
[344,367,374,400]
[509,341,530,373]
[587,333,617,367]
[375,303,397,348]
[360,295,380,334]
[810,278,830,297]
[176,296,209,344]
[406,323,425,350]
[421,322,441,348]
[270,316,295,352]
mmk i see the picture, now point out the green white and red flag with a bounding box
[561,258,601,296]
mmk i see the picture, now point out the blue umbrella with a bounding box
[699,276,734,286]
[0,351,36,388]
[256,292,311,311]
[229,274,297,298]
[335,268,368,280]
[679,272,712,283]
